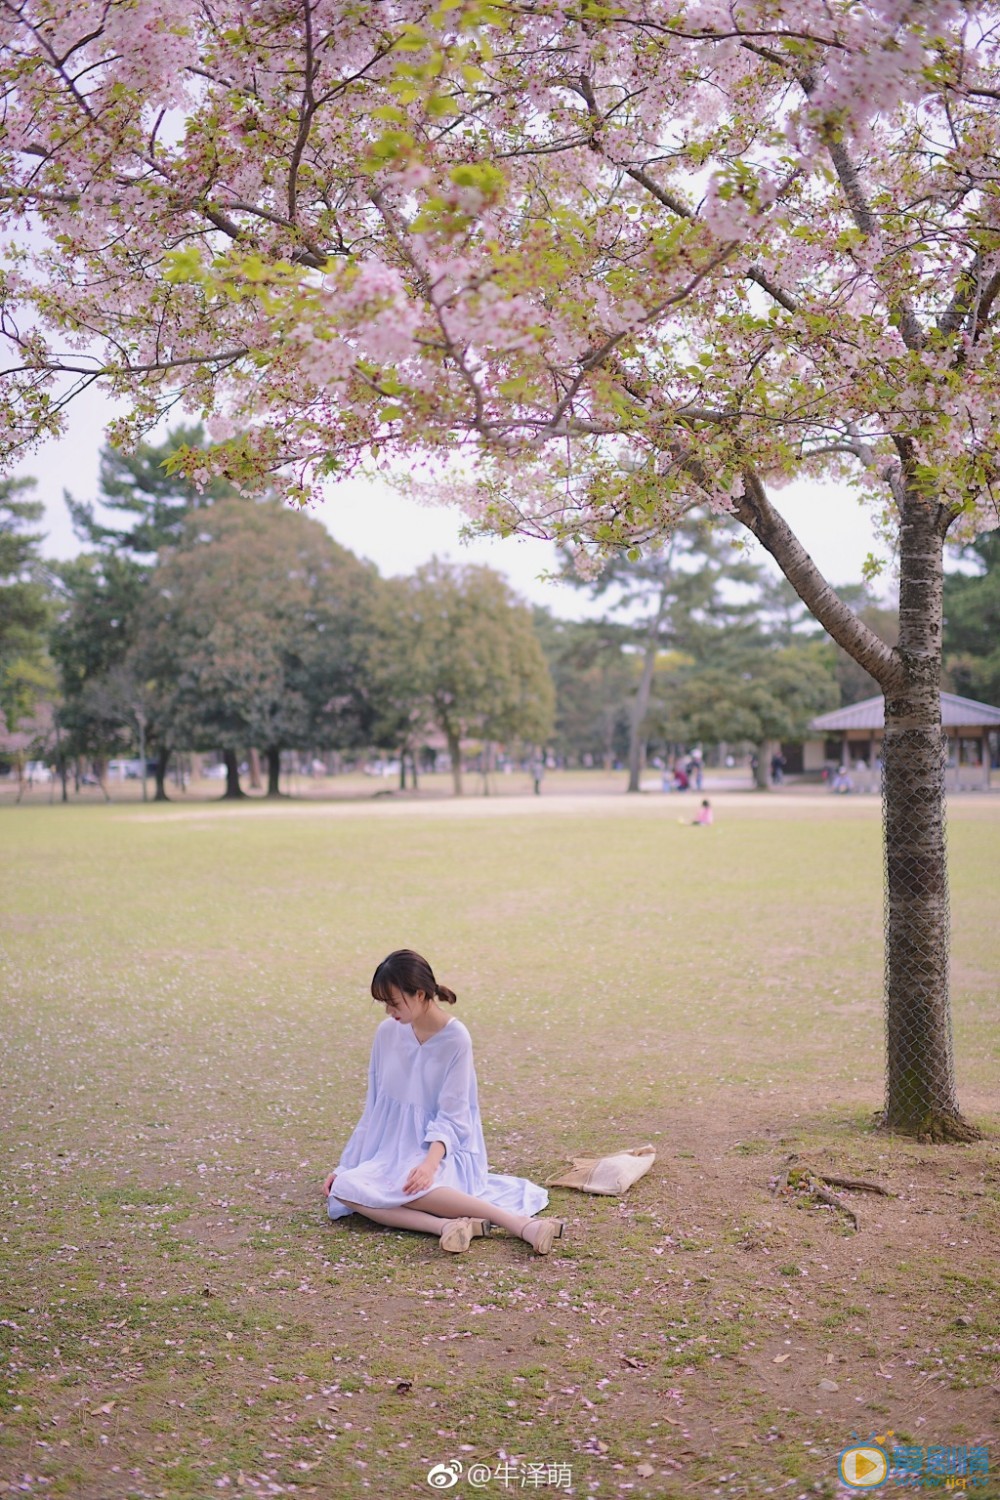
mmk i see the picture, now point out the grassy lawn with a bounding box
[1,793,998,1499]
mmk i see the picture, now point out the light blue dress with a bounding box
[328,1016,548,1221]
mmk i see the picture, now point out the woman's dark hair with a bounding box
[370,949,457,1006]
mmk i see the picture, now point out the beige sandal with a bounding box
[520,1218,565,1256]
[439,1217,492,1254]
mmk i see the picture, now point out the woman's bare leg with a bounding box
[407,1187,532,1237]
[338,1200,450,1235]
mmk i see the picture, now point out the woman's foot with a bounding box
[439,1217,492,1254]
[520,1218,565,1256]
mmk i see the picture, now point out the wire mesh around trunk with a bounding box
[880,726,957,1130]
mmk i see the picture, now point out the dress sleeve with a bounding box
[423,1038,475,1158]
[336,1032,380,1172]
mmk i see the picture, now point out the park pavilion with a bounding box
[806,691,1000,792]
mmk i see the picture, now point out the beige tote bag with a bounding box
[546,1144,655,1195]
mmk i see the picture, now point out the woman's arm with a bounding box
[402,1140,445,1196]
[422,1040,475,1160]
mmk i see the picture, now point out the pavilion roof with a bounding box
[810,692,1000,733]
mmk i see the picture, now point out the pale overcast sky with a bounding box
[14,382,889,619]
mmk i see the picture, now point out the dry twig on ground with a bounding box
[770,1155,897,1231]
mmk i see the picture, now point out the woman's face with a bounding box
[380,986,427,1026]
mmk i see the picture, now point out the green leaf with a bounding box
[161,247,206,284]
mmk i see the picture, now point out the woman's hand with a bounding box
[322,1171,337,1197]
[402,1158,438,1196]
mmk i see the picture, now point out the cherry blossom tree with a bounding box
[2,0,998,1138]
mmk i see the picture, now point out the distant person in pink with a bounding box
[694,799,713,825]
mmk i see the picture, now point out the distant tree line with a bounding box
[32,429,554,800]
[1,429,997,798]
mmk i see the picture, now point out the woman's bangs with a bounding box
[370,972,397,1005]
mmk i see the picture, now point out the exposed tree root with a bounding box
[770,1155,898,1232]
[816,1171,896,1196]
[807,1180,858,1230]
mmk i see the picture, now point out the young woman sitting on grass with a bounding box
[323,949,565,1255]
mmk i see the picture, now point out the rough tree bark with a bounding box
[881,494,977,1140]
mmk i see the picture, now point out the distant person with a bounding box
[693,798,713,825]
[673,762,689,791]
[832,765,853,794]
[530,754,545,795]
[323,950,563,1255]
[770,751,786,785]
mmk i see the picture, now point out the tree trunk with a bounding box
[266,747,282,797]
[752,744,769,790]
[137,713,148,804]
[248,748,263,791]
[445,727,463,796]
[399,750,407,791]
[154,748,170,802]
[729,469,978,1141]
[881,501,977,1140]
[410,751,419,791]
[627,625,663,792]
[223,748,244,799]
[94,757,110,802]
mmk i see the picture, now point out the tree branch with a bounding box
[620,162,693,221]
[287,0,317,222]
[731,470,905,691]
[938,249,982,335]
[974,269,1000,340]
[1,347,249,379]
[824,140,926,350]
[575,72,801,317]
[745,264,799,314]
